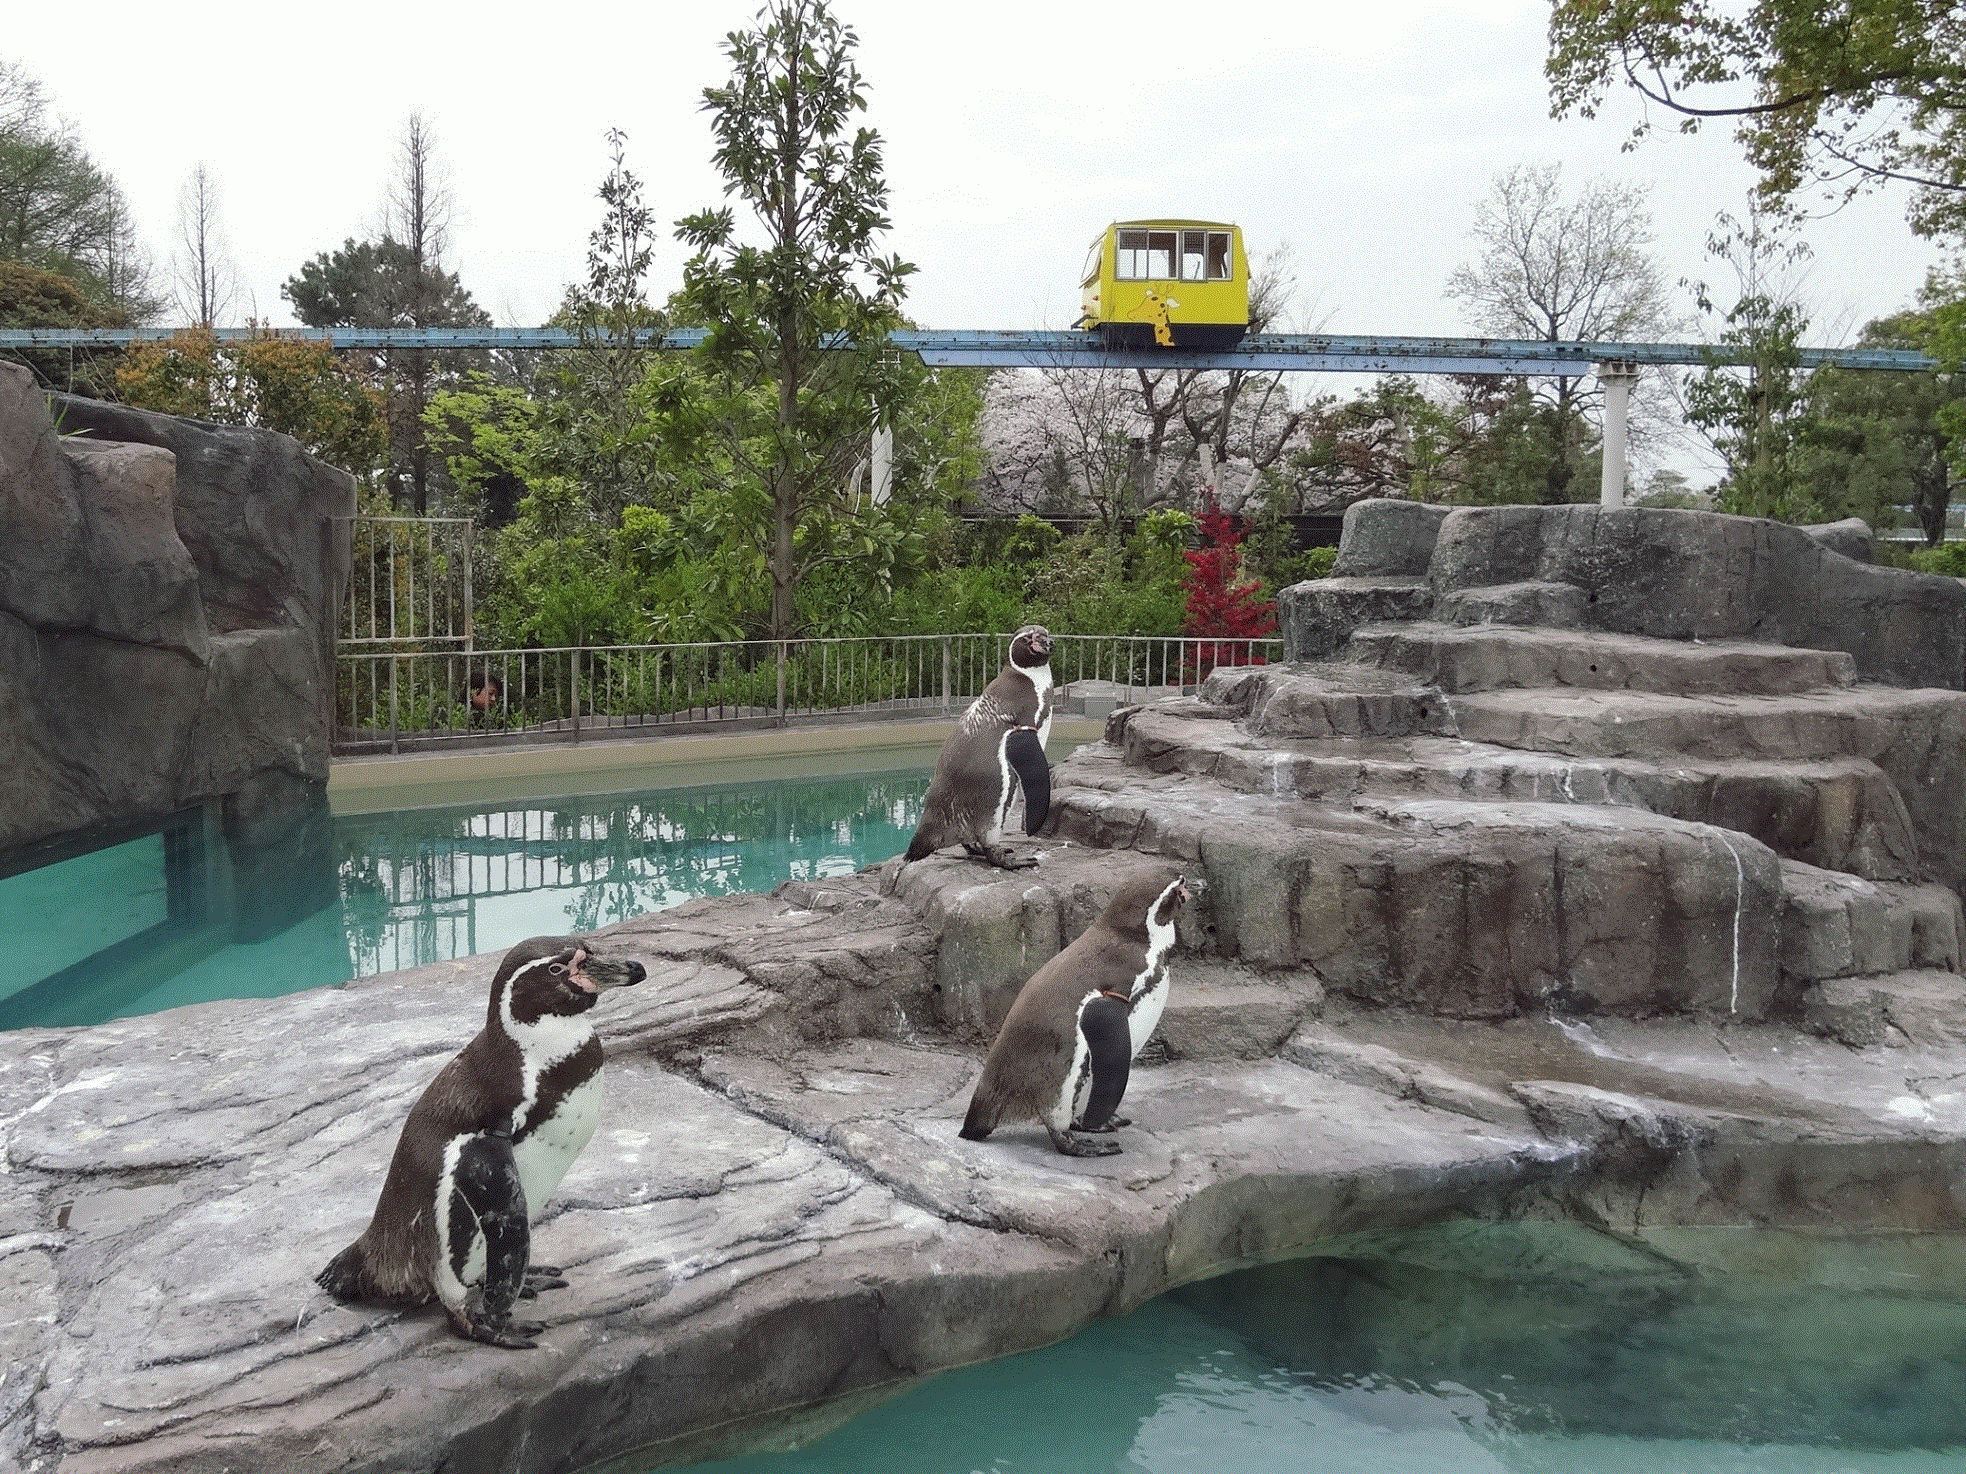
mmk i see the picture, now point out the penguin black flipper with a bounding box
[1073,993,1132,1133]
[446,1129,544,1350]
[1006,726,1050,836]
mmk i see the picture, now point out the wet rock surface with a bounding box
[8,500,1966,1474]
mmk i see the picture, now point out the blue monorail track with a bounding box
[0,326,1937,375]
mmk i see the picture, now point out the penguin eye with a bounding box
[549,962,568,976]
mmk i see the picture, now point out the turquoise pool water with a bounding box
[685,1221,1966,1473]
[0,769,925,1030]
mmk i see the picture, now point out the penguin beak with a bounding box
[569,949,648,993]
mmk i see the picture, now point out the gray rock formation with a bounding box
[8,498,1966,1473]
[0,363,354,860]
[1286,497,1966,688]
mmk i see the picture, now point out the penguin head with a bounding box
[491,935,647,1023]
[1101,867,1190,939]
[1008,624,1052,669]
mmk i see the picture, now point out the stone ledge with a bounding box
[10,896,1966,1474]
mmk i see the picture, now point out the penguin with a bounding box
[959,868,1189,1157]
[316,934,646,1349]
[905,624,1054,870]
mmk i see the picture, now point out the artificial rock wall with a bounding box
[0,361,355,865]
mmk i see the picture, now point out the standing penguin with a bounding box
[905,624,1054,870]
[317,934,646,1349]
[960,868,1189,1157]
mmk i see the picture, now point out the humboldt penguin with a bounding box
[316,934,646,1349]
[905,623,1054,869]
[959,868,1189,1157]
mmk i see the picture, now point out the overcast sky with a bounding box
[8,2,1944,353]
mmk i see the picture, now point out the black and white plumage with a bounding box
[959,868,1188,1157]
[316,934,646,1349]
[905,623,1054,870]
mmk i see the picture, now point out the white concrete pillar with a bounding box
[1597,360,1641,509]
[871,420,893,505]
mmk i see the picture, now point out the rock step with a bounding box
[1442,685,1966,895]
[1051,766,1790,1020]
[1798,970,1966,1049]
[1778,860,1962,983]
[1279,575,1432,660]
[1438,684,1965,763]
[1435,580,1587,629]
[1196,663,1966,901]
[1112,706,1920,883]
[1150,959,1322,1061]
[1345,621,1859,698]
[1048,751,1961,1026]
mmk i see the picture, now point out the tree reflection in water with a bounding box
[335,771,925,978]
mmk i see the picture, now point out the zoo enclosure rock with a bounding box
[8,875,1966,1474]
[11,498,1966,1473]
[0,363,355,859]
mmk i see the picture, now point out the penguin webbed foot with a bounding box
[519,1265,568,1298]
[1072,1115,1130,1133]
[969,843,1038,870]
[448,1306,547,1350]
[1046,1124,1123,1157]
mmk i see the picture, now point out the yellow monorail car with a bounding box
[1077,219,1249,350]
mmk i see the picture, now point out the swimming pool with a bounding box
[0,769,925,1030]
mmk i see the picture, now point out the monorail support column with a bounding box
[1596,360,1641,509]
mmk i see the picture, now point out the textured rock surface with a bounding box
[10,501,1966,1473]
[0,363,354,856]
[6,872,1966,1474]
[1281,499,1966,689]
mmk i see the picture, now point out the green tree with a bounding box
[0,59,159,381]
[1268,378,1440,511]
[532,128,676,525]
[674,0,918,643]
[1930,259,1966,488]
[282,117,490,513]
[0,258,125,392]
[1800,306,1963,541]
[115,328,387,481]
[1546,1,1966,245]
[1684,211,1817,520]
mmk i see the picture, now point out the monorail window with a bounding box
[1181,230,1233,281]
[1116,229,1178,280]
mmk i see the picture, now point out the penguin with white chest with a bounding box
[905,624,1054,870]
[960,868,1189,1157]
[317,934,646,1349]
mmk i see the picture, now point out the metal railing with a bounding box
[340,516,474,648]
[333,632,1281,755]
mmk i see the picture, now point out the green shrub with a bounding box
[1907,542,1966,578]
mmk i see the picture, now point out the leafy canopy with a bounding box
[1546,1,1966,244]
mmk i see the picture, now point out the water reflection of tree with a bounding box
[334,772,926,972]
